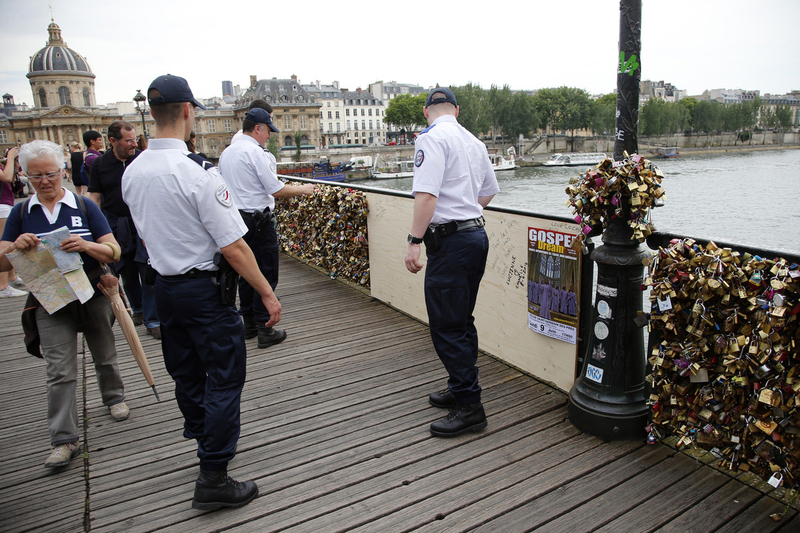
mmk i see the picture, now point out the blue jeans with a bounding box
[424,227,489,405]
[155,275,246,471]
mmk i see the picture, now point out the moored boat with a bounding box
[277,160,346,182]
[543,152,607,167]
[371,154,415,179]
[655,146,680,158]
[489,147,517,171]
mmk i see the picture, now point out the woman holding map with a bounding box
[0,139,131,469]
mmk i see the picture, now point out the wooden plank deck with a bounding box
[1,254,798,532]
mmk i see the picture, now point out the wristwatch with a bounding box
[407,233,423,245]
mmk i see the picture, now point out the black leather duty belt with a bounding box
[433,217,485,237]
[160,268,217,280]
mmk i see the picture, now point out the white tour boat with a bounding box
[371,159,415,179]
[489,147,517,171]
[543,152,608,167]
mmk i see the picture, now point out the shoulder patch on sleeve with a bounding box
[415,150,425,167]
[215,184,233,207]
[186,152,214,171]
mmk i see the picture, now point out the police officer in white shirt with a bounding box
[122,74,280,511]
[219,107,314,348]
[404,87,500,437]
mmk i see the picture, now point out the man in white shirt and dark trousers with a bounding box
[122,74,282,510]
[404,87,500,437]
[218,108,314,348]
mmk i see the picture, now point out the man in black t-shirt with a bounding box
[89,120,160,337]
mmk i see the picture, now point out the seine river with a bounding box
[359,148,800,256]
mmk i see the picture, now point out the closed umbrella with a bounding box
[97,267,160,401]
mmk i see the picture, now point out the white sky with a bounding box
[1,0,798,108]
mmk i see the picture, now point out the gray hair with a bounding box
[18,139,64,173]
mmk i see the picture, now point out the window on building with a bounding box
[346,109,350,116]
[362,109,366,116]
[328,123,333,132]
[327,111,332,119]
[347,120,351,129]
[284,135,293,146]
[300,115,307,129]
[39,88,47,107]
[58,86,71,106]
[336,123,340,132]
[327,102,331,107]
[335,111,340,119]
[223,118,232,132]
[284,116,291,130]
[207,119,216,133]
[83,87,90,107]
[362,120,366,130]
[0,130,7,144]
[369,120,373,130]
[368,109,373,116]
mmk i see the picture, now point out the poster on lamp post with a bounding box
[527,225,581,344]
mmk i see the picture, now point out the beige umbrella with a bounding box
[97,267,160,401]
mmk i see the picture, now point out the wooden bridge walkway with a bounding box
[0,254,798,532]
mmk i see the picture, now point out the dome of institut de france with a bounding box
[26,19,96,108]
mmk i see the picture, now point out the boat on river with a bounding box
[277,160,346,182]
[654,146,680,158]
[371,154,415,179]
[543,152,607,167]
[489,147,517,171]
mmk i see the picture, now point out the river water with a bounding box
[359,148,800,256]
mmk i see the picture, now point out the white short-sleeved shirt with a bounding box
[412,114,500,225]
[218,135,284,213]
[121,138,248,276]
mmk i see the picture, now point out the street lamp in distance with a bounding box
[133,90,148,139]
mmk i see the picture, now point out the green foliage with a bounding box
[531,87,594,135]
[266,137,278,158]
[692,100,724,132]
[592,93,616,135]
[775,105,793,130]
[500,91,539,141]
[451,83,490,136]
[640,98,690,136]
[384,94,427,133]
[293,131,304,162]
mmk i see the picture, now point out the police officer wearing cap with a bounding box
[122,74,280,511]
[405,87,499,437]
[219,107,314,347]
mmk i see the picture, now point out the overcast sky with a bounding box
[1,0,798,108]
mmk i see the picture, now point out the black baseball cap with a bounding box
[148,74,206,110]
[245,108,280,132]
[425,87,458,107]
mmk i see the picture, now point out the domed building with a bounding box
[0,20,117,151]
[28,20,97,109]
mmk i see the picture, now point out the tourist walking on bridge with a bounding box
[404,87,499,437]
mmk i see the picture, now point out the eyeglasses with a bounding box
[116,138,137,146]
[27,170,62,182]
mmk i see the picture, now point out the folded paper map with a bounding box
[5,226,94,314]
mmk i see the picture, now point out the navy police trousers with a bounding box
[424,227,489,406]
[238,214,279,324]
[155,275,247,471]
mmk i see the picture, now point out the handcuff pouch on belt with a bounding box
[252,207,275,238]
[212,252,238,306]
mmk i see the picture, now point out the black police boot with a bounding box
[430,403,488,437]
[257,325,287,349]
[428,388,457,409]
[192,469,258,511]
[242,315,257,340]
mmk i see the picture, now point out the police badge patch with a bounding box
[270,162,277,174]
[415,150,424,167]
[215,184,233,207]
